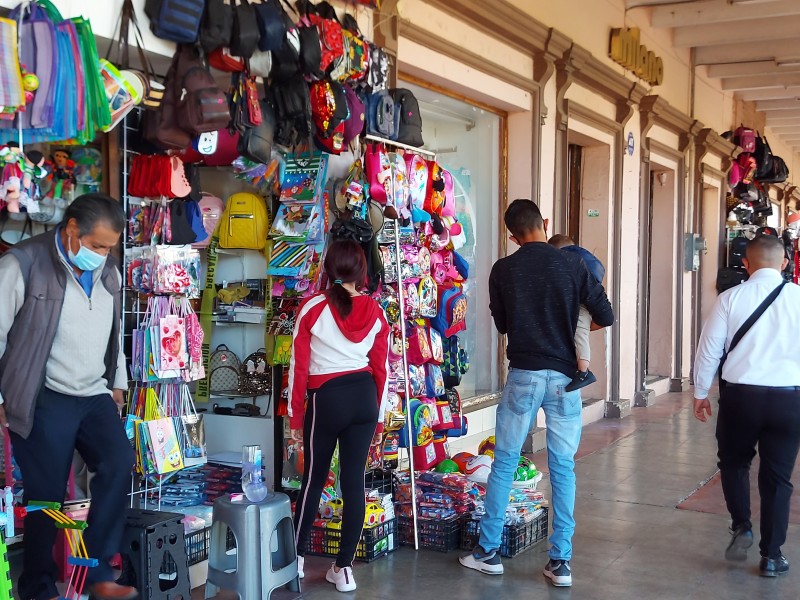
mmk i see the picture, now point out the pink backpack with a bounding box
[735,125,756,153]
[192,193,225,248]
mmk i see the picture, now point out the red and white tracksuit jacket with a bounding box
[287,293,390,431]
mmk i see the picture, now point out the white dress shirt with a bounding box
[694,268,800,399]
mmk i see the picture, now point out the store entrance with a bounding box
[644,167,678,386]
[565,132,612,404]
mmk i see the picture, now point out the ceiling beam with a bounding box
[722,74,800,91]
[652,0,800,29]
[706,61,800,78]
[757,99,800,111]
[769,126,800,134]
[626,0,695,8]
[737,88,800,102]
[767,115,800,125]
[674,15,800,48]
[696,39,800,65]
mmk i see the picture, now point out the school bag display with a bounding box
[218,192,271,249]
[145,0,204,43]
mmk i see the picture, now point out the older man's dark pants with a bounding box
[716,383,800,560]
[10,388,134,600]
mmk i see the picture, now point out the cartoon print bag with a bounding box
[418,275,437,318]
[408,364,426,397]
[428,327,443,365]
[425,363,445,398]
[406,323,432,365]
[159,311,188,372]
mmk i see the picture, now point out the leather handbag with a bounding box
[238,98,276,164]
[200,0,233,53]
[230,0,260,59]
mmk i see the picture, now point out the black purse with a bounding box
[230,0,261,59]
[238,98,276,164]
[331,217,374,243]
[297,23,322,79]
[200,0,233,53]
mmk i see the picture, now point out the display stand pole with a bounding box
[371,136,436,550]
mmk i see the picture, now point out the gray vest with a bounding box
[0,229,121,438]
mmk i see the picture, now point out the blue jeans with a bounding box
[478,368,583,560]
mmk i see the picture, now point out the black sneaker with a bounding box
[459,546,504,575]
[543,559,572,587]
[760,555,789,577]
[725,526,753,562]
[565,370,596,392]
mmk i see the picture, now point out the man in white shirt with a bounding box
[694,234,800,578]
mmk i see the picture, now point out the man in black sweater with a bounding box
[460,199,614,587]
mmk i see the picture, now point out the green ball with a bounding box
[435,459,460,473]
[514,457,537,481]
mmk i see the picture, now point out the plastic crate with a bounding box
[306,517,397,563]
[185,527,211,566]
[461,507,549,558]
[398,515,464,552]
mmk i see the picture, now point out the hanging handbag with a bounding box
[200,0,233,53]
[230,0,261,59]
[239,98,276,164]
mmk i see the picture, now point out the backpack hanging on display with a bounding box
[167,199,198,245]
[365,43,389,92]
[733,125,757,153]
[177,59,230,136]
[254,0,286,52]
[271,74,313,150]
[185,199,207,244]
[442,335,469,388]
[366,90,397,139]
[297,21,323,79]
[144,0,204,43]
[218,192,270,249]
[209,344,242,393]
[342,84,365,145]
[390,88,424,147]
[432,286,467,337]
[193,193,225,248]
[303,0,344,74]
[240,349,271,395]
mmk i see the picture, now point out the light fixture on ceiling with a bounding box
[730,0,779,4]
[777,60,800,68]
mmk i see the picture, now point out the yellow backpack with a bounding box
[218,192,270,249]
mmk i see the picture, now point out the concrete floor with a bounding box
[263,389,800,600]
[11,388,800,600]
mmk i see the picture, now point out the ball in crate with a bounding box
[478,436,496,459]
[463,455,493,483]
[514,456,537,482]
[451,452,475,474]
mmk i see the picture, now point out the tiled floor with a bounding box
[12,388,800,599]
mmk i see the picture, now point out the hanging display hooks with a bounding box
[365,134,436,157]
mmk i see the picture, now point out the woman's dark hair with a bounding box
[63,193,126,236]
[324,240,367,319]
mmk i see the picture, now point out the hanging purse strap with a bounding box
[719,280,787,379]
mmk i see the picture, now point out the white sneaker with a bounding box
[326,564,357,592]
[297,556,304,579]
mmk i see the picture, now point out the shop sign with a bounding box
[609,27,664,86]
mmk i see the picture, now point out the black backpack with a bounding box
[390,88,424,147]
[144,0,204,43]
[716,267,748,293]
[271,75,313,150]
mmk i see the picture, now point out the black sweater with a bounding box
[489,242,614,376]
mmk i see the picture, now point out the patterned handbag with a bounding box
[240,349,271,396]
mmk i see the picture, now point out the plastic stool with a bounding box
[117,509,191,600]
[205,493,300,600]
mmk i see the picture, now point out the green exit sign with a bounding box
[587,209,600,217]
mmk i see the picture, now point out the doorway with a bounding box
[644,166,678,385]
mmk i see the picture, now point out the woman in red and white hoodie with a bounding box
[289,240,389,593]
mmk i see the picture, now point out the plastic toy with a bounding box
[18,501,96,600]
[463,455,493,484]
[320,498,343,519]
[478,436,496,459]
[451,452,475,474]
[514,456,538,482]
[434,459,460,474]
[364,502,386,527]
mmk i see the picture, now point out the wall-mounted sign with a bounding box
[587,209,600,218]
[609,27,664,86]
[627,132,635,156]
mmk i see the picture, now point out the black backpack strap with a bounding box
[721,281,787,373]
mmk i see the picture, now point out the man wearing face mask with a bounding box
[0,194,137,600]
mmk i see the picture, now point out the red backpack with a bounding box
[306,1,344,74]
[734,125,756,153]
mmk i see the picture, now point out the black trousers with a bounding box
[294,372,378,568]
[716,383,800,559]
[10,388,135,600]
